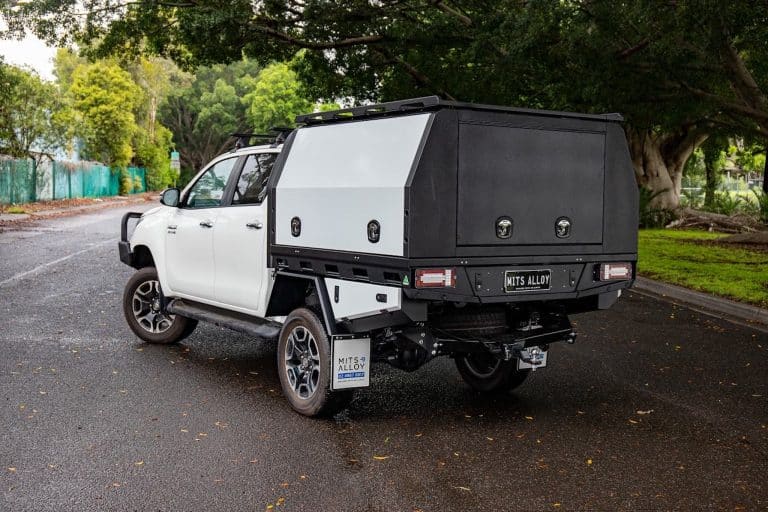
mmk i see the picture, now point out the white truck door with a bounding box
[213,152,278,314]
[165,157,239,299]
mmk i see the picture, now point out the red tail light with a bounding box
[598,262,632,281]
[415,268,457,288]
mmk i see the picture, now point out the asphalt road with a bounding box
[1,204,766,511]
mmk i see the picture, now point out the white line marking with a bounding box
[0,238,117,289]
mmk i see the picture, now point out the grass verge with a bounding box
[638,229,768,308]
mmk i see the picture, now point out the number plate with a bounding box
[504,269,551,293]
[517,348,548,370]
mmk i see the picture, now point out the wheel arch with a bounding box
[266,272,336,335]
[131,244,155,269]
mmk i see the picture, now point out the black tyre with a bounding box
[122,267,197,344]
[455,352,529,393]
[277,308,353,417]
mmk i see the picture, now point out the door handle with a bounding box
[246,222,264,230]
[199,220,214,228]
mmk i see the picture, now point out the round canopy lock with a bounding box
[495,217,513,239]
[291,217,301,237]
[367,220,381,243]
[555,217,572,238]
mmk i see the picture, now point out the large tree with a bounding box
[242,62,312,132]
[0,62,64,162]
[157,59,262,180]
[67,61,141,167]
[6,1,767,203]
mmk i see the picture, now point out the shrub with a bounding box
[638,187,677,228]
[708,191,743,215]
[751,189,768,224]
[680,188,703,209]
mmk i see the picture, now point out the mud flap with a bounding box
[331,335,371,390]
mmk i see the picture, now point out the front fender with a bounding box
[122,206,175,296]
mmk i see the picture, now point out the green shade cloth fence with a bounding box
[0,158,36,204]
[0,157,146,205]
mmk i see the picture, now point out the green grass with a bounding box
[5,205,26,214]
[638,229,768,308]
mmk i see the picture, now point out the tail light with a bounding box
[598,262,632,281]
[414,268,456,288]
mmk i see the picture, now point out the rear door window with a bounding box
[232,153,278,205]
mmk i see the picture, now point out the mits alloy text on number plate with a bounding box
[505,269,552,293]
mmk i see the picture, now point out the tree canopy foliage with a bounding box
[242,62,312,133]
[68,61,142,167]
[2,1,767,201]
[0,61,63,162]
[3,1,765,132]
[158,59,261,180]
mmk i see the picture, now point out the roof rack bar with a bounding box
[294,96,624,125]
[230,127,294,149]
[295,96,442,124]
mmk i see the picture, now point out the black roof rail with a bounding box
[294,96,624,125]
[295,96,442,124]
[231,127,294,150]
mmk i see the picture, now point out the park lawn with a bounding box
[637,229,768,308]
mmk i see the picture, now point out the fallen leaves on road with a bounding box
[586,459,593,466]
[7,467,17,473]
[372,455,389,460]
[452,486,471,492]
[134,461,144,466]
[637,409,654,415]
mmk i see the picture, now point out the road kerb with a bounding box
[633,276,768,331]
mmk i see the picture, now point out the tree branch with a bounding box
[372,48,457,101]
[252,25,384,50]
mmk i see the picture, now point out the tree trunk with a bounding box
[763,143,767,194]
[702,138,724,208]
[626,127,708,209]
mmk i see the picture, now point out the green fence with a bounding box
[1,157,146,205]
[0,159,36,204]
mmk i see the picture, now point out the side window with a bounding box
[232,153,278,205]
[185,158,238,208]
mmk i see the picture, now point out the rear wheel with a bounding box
[455,352,529,393]
[277,308,353,417]
[122,267,197,344]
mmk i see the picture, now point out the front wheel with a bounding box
[455,352,529,393]
[277,308,353,417]
[122,267,197,344]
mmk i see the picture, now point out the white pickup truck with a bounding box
[119,97,638,416]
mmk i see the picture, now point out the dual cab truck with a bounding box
[119,97,638,416]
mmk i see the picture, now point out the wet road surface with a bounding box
[1,205,766,511]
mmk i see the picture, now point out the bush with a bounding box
[639,187,677,228]
[680,188,703,209]
[708,191,743,215]
[119,168,133,195]
[751,189,768,224]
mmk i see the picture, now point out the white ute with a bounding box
[119,97,638,416]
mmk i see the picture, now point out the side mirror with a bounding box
[160,188,180,207]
